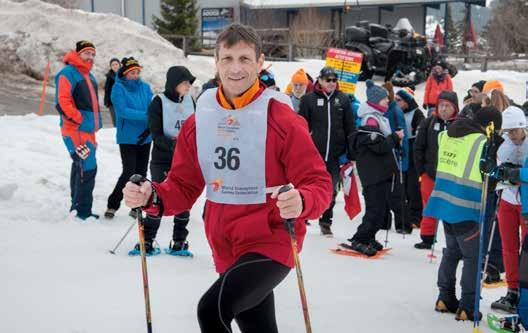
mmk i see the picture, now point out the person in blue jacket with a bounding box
[381,82,411,233]
[105,57,153,219]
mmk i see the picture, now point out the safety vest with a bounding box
[424,131,487,223]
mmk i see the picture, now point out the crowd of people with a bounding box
[54,23,528,332]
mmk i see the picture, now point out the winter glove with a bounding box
[494,165,521,185]
[480,133,504,174]
[75,144,90,160]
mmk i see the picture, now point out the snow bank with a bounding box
[0,0,215,90]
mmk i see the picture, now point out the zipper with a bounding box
[324,94,332,162]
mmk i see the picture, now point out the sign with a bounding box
[201,8,234,46]
[325,48,363,95]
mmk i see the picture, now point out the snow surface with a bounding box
[3,64,527,332]
[0,0,215,90]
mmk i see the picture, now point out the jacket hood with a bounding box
[164,66,196,102]
[357,101,384,119]
[63,50,92,74]
[447,117,485,138]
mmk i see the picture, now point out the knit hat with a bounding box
[472,80,486,92]
[319,66,337,79]
[260,70,276,88]
[366,79,388,104]
[483,80,504,94]
[109,57,120,65]
[502,106,527,130]
[76,40,96,54]
[474,106,502,131]
[437,90,459,114]
[396,87,415,105]
[291,69,309,85]
[119,57,142,77]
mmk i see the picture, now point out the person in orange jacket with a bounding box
[54,40,102,220]
[423,61,453,116]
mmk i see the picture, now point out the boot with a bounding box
[346,240,377,257]
[491,290,519,314]
[319,221,333,236]
[164,240,193,257]
[129,209,139,219]
[368,239,384,251]
[435,296,459,314]
[104,208,116,219]
[484,264,502,284]
[455,308,482,321]
[414,241,433,250]
[128,240,160,256]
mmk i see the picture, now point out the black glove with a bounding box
[495,164,521,184]
[480,133,505,174]
[422,103,428,110]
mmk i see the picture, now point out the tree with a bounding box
[484,0,528,55]
[445,3,461,53]
[153,0,198,49]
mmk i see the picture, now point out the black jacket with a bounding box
[403,105,425,169]
[103,70,116,107]
[149,66,196,165]
[413,115,455,180]
[299,84,355,165]
[351,124,401,187]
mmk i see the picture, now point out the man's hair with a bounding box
[215,24,262,60]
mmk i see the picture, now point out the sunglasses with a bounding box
[325,78,338,83]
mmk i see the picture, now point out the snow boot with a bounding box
[104,208,116,219]
[164,240,193,257]
[347,240,377,257]
[129,209,139,219]
[435,296,459,314]
[128,240,160,256]
[369,239,384,251]
[455,308,482,322]
[415,241,433,250]
[319,222,333,236]
[492,290,519,314]
[485,264,503,284]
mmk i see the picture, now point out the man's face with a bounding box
[433,65,443,75]
[394,95,409,110]
[469,87,480,98]
[79,50,96,63]
[176,80,191,96]
[318,75,337,94]
[438,100,456,120]
[292,83,307,98]
[125,69,141,81]
[110,61,120,73]
[216,41,264,100]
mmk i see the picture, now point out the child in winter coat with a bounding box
[346,80,403,256]
[423,61,453,116]
[492,106,528,313]
[413,90,459,249]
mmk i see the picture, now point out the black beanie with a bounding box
[109,57,120,65]
[76,40,96,54]
[437,90,459,113]
[472,80,486,92]
[474,106,502,131]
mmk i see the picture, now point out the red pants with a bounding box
[419,173,438,237]
[498,199,528,289]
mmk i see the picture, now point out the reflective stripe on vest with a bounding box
[424,131,487,223]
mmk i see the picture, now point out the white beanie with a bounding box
[502,106,527,130]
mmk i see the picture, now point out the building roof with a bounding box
[241,0,486,9]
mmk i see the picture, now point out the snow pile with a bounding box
[0,0,215,90]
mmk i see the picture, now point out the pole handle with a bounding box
[278,185,295,235]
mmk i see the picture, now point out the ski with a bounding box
[330,243,392,259]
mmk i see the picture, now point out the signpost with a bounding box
[325,48,363,95]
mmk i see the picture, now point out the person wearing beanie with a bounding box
[105,57,153,220]
[104,57,121,127]
[343,80,404,256]
[381,82,411,234]
[423,62,454,116]
[395,87,426,231]
[289,68,309,112]
[413,90,459,249]
[127,66,197,256]
[299,66,355,236]
[464,80,487,105]
[490,106,528,314]
[424,103,503,321]
[259,69,278,91]
[483,79,505,94]
[54,40,102,220]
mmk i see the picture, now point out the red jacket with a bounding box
[150,85,333,273]
[423,74,453,106]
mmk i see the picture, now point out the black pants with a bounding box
[382,173,410,231]
[144,162,189,243]
[70,156,96,219]
[438,221,480,311]
[352,180,391,243]
[320,161,340,226]
[107,143,151,210]
[197,253,290,333]
[404,165,423,227]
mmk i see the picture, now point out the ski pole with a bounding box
[427,219,441,263]
[130,174,153,333]
[279,185,312,333]
[384,174,396,248]
[108,219,137,254]
[481,214,498,282]
[398,153,407,239]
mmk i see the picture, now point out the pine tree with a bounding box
[445,3,461,53]
[153,0,198,49]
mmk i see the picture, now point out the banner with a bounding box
[325,48,363,95]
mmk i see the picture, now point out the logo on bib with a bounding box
[210,178,224,192]
[218,115,241,139]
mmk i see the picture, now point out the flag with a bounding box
[434,24,444,46]
[340,162,361,220]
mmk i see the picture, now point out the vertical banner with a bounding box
[325,48,363,95]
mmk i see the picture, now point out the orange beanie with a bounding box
[483,80,504,94]
[291,69,309,85]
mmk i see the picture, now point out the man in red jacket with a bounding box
[123,24,332,333]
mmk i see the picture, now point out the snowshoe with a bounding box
[488,313,524,333]
[128,241,161,256]
[435,297,459,314]
[455,308,482,321]
[104,208,116,219]
[164,240,193,257]
[492,291,519,314]
[342,240,377,257]
[414,241,433,250]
